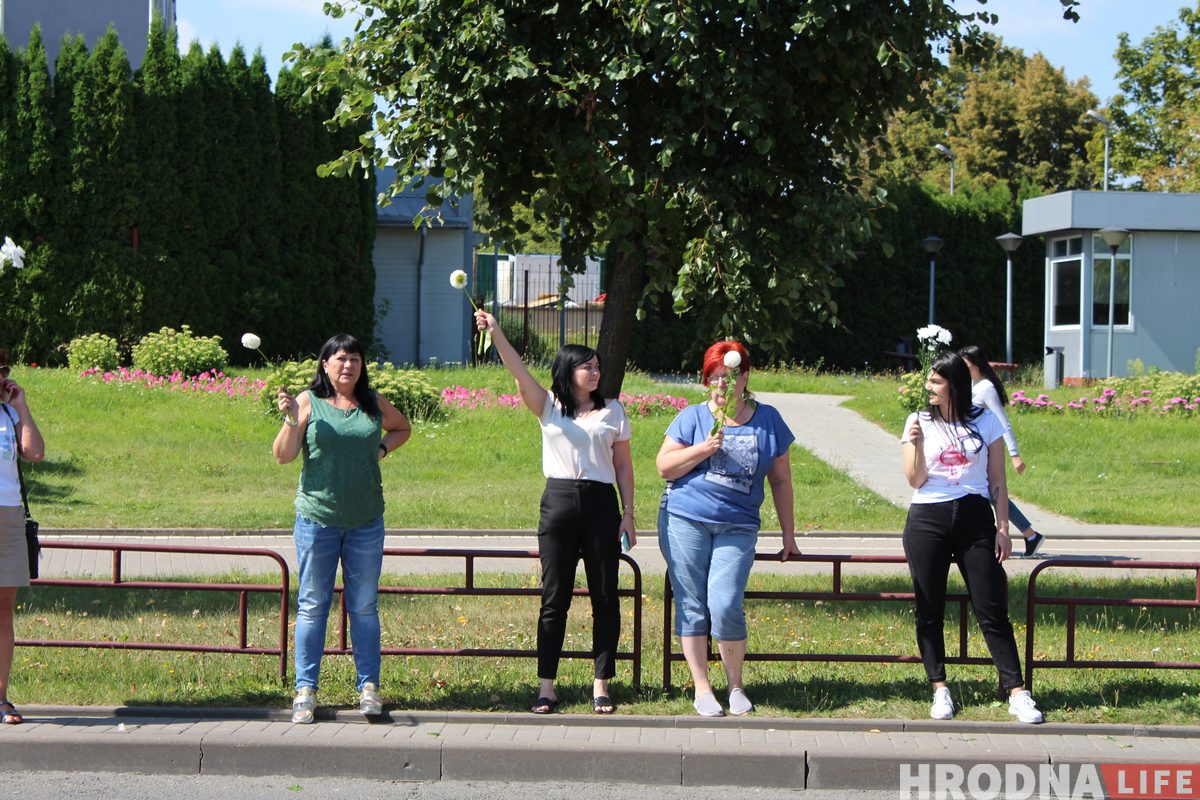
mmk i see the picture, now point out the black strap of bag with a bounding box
[4,403,39,578]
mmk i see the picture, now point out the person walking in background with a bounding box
[656,341,798,717]
[900,350,1044,724]
[274,334,412,724]
[473,310,635,715]
[0,354,46,725]
[959,345,1047,557]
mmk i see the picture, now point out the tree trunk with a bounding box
[597,233,647,398]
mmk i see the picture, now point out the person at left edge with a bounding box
[1,354,46,726]
[274,334,412,724]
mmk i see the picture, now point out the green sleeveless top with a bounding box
[295,390,384,528]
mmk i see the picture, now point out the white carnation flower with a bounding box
[450,270,469,290]
[241,333,262,350]
[0,236,25,270]
[723,349,742,369]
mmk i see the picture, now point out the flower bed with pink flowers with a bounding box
[1010,388,1199,417]
[80,367,267,399]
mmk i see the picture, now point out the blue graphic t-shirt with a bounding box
[662,402,795,527]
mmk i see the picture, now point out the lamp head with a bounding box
[1099,227,1129,249]
[995,232,1023,253]
[1085,109,1110,127]
[921,236,945,255]
[934,143,953,157]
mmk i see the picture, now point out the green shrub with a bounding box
[260,359,447,422]
[1103,370,1200,406]
[131,325,228,376]
[66,333,121,373]
[896,370,925,413]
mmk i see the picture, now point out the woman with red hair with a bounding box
[656,341,798,717]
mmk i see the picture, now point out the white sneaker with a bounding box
[291,687,316,724]
[930,687,955,720]
[359,682,383,716]
[1008,690,1044,724]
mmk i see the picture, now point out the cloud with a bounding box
[174,17,214,52]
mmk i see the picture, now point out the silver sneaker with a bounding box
[359,682,383,716]
[291,687,316,724]
[930,687,954,720]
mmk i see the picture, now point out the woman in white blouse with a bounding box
[474,310,636,715]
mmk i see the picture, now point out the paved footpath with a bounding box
[11,393,1200,792]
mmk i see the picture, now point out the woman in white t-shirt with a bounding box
[474,310,636,715]
[900,351,1044,724]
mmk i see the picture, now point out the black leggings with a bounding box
[902,493,1024,691]
[536,478,621,680]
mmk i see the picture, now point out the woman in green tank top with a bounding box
[273,334,412,724]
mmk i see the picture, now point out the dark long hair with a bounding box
[550,343,605,418]
[307,333,381,419]
[958,344,1008,405]
[925,350,985,452]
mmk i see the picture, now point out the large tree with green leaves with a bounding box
[871,38,1096,197]
[1109,4,1200,191]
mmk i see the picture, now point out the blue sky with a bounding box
[176,0,1190,103]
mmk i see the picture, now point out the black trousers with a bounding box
[536,478,621,680]
[902,493,1025,691]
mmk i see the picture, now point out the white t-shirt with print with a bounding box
[539,395,631,485]
[900,408,1005,504]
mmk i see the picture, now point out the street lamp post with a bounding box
[1098,227,1129,378]
[995,233,1023,365]
[934,143,955,195]
[921,236,944,326]
[1086,109,1111,191]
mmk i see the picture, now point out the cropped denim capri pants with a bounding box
[658,507,758,640]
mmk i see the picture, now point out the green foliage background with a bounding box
[0,22,377,364]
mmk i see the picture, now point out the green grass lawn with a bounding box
[12,571,1199,724]
[12,362,1198,529]
[14,365,903,531]
[759,365,1200,527]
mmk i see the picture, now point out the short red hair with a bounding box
[701,340,751,385]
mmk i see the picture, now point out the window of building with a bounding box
[1091,234,1133,326]
[1051,236,1082,327]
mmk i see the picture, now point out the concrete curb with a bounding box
[4,707,1199,789]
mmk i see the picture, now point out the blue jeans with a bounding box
[293,513,385,692]
[1008,500,1032,536]
[658,508,758,640]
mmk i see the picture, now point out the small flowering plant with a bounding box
[898,325,953,412]
[709,348,743,435]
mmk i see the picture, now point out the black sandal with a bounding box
[592,695,615,715]
[1,701,23,725]
[531,696,559,714]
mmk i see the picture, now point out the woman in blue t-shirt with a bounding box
[656,340,798,717]
[900,350,1043,724]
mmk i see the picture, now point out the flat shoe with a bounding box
[531,696,559,714]
[728,687,754,716]
[693,691,724,717]
[592,695,615,714]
